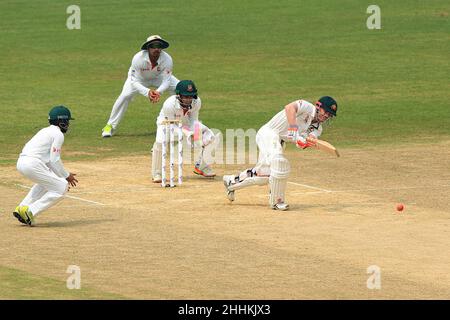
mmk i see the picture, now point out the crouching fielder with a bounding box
[13,106,78,226]
[223,96,338,211]
[151,80,217,182]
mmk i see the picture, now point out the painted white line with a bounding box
[16,184,105,206]
[337,185,450,193]
[64,195,106,206]
[287,182,333,192]
[73,187,153,195]
[290,184,450,195]
[290,191,332,195]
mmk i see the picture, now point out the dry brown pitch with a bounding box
[1,141,449,299]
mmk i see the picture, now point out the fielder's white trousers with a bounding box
[107,76,179,129]
[16,156,68,217]
[253,126,285,176]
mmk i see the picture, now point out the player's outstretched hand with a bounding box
[148,90,161,103]
[66,173,78,188]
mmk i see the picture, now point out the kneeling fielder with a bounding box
[13,106,78,226]
[151,80,217,182]
[223,96,338,210]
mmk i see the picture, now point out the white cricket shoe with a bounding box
[272,202,289,211]
[223,175,236,202]
[152,174,162,183]
[194,163,216,178]
[102,124,113,138]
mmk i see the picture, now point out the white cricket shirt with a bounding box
[128,50,174,97]
[19,125,69,178]
[262,99,323,141]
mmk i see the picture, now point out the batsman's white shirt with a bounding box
[19,125,69,178]
[129,50,174,97]
[263,99,323,140]
[254,99,322,175]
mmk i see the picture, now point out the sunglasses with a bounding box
[148,42,164,49]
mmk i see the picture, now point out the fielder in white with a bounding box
[223,96,338,211]
[102,35,179,137]
[152,80,217,182]
[13,106,78,226]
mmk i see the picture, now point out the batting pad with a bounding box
[228,175,269,191]
[269,154,290,206]
[151,142,162,176]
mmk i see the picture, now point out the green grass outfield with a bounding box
[0,266,124,299]
[0,0,448,165]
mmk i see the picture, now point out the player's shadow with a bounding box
[288,203,355,214]
[113,132,155,137]
[35,218,116,228]
[228,203,349,213]
[186,175,217,182]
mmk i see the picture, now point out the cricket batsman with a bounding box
[102,35,179,137]
[151,80,217,182]
[13,106,78,226]
[223,96,338,210]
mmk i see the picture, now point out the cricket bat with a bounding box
[313,139,340,157]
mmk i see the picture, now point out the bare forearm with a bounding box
[284,102,298,126]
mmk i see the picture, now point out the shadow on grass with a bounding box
[113,131,156,137]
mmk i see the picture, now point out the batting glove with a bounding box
[287,125,299,142]
[296,136,315,149]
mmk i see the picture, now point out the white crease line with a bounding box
[290,184,450,195]
[336,185,450,193]
[16,184,106,206]
[290,191,331,195]
[287,182,333,192]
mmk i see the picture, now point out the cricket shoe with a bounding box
[13,206,27,225]
[222,175,236,202]
[271,202,289,211]
[102,124,114,138]
[193,164,216,178]
[13,206,35,226]
[152,174,162,183]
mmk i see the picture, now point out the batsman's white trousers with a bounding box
[107,76,179,129]
[16,156,68,217]
[254,126,285,176]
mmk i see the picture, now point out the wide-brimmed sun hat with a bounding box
[140,35,169,50]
